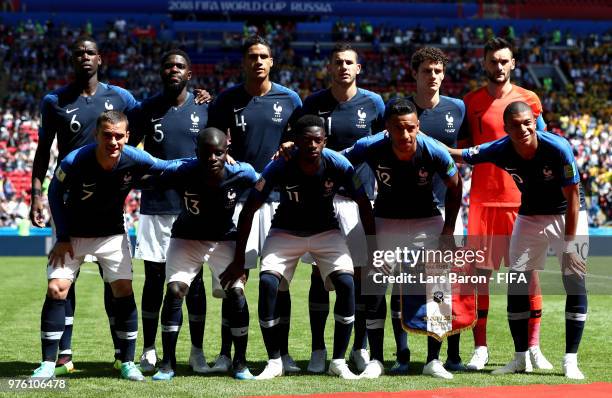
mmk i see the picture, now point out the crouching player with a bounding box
[450,101,589,379]
[151,128,260,381]
[221,115,376,380]
[32,111,173,381]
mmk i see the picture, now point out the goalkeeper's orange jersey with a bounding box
[462,84,544,207]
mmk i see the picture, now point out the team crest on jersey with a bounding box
[356,108,367,129]
[272,102,283,123]
[542,165,554,181]
[225,187,237,208]
[104,100,114,110]
[417,167,429,186]
[121,172,133,188]
[445,112,456,134]
[190,112,200,133]
[323,178,335,196]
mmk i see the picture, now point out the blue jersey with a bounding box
[462,131,587,215]
[156,161,259,241]
[345,132,458,219]
[408,95,467,205]
[252,149,363,236]
[302,88,385,199]
[39,82,139,161]
[129,92,208,215]
[49,145,169,241]
[206,82,302,173]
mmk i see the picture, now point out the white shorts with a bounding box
[509,210,589,274]
[375,216,444,271]
[51,220,97,264]
[260,228,354,291]
[165,238,244,298]
[47,234,133,283]
[233,201,278,269]
[134,214,177,262]
[334,195,368,268]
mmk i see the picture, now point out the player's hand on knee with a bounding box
[48,242,74,268]
[562,252,587,278]
[29,197,46,228]
[220,260,245,289]
[193,88,213,104]
[272,141,295,160]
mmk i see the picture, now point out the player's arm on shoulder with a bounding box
[48,154,74,242]
[535,114,547,131]
[458,139,500,165]
[341,135,369,166]
[193,88,213,104]
[220,165,270,288]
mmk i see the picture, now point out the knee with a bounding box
[330,272,354,296]
[168,281,189,300]
[47,280,70,300]
[110,279,133,298]
[259,271,280,291]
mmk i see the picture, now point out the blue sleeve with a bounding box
[428,138,458,179]
[111,85,140,112]
[556,138,580,186]
[461,139,506,166]
[49,150,78,241]
[342,135,371,166]
[38,94,57,152]
[240,163,261,185]
[250,158,284,202]
[364,90,385,133]
[328,151,365,199]
[536,114,546,131]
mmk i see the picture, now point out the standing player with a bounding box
[460,37,552,371]
[150,128,259,381]
[451,101,588,379]
[344,99,462,379]
[397,47,467,373]
[296,42,384,373]
[31,111,172,381]
[29,37,139,374]
[206,35,302,374]
[221,115,376,380]
[128,49,209,373]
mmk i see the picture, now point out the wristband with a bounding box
[563,240,577,254]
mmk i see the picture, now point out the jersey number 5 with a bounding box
[153,123,164,142]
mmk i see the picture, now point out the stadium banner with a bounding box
[399,262,477,341]
[20,0,476,17]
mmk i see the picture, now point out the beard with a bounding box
[165,78,187,95]
[485,69,510,85]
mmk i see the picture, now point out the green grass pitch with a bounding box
[1,256,611,397]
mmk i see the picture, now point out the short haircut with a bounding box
[411,47,448,72]
[197,127,227,147]
[71,36,98,53]
[330,42,359,61]
[96,110,128,131]
[160,48,191,68]
[241,35,272,57]
[294,114,326,136]
[484,37,514,58]
[384,98,417,121]
[503,101,533,124]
